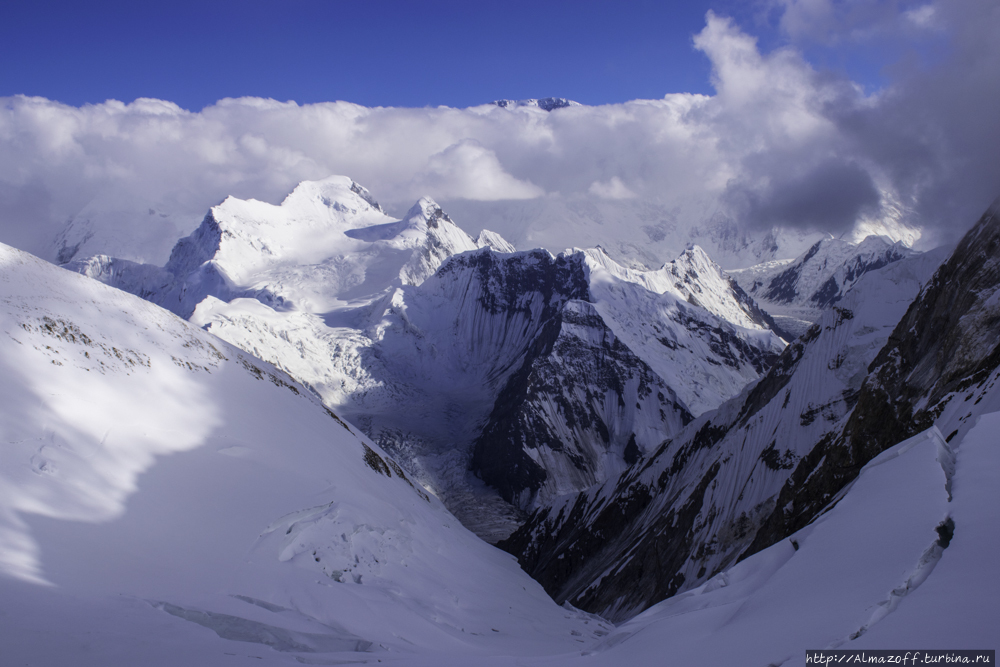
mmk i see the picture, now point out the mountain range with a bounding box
[1,176,997,664]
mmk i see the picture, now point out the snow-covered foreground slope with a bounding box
[0,242,616,664]
[70,177,785,540]
[530,421,995,666]
[729,235,912,337]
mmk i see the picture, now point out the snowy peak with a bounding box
[744,199,1000,563]
[663,245,783,333]
[477,229,517,254]
[737,235,911,307]
[401,196,453,228]
[397,197,481,286]
[729,234,913,336]
[582,245,780,333]
[280,175,385,214]
[72,177,509,317]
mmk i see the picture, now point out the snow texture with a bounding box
[0,240,616,665]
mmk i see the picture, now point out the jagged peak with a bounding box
[670,244,719,271]
[402,196,457,228]
[476,229,516,254]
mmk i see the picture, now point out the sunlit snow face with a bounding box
[0,250,221,584]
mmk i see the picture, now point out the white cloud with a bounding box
[0,2,996,265]
[589,177,636,200]
[415,139,544,201]
[904,4,937,28]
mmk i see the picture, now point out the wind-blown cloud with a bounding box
[0,1,996,266]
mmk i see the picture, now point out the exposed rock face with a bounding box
[500,231,955,621]
[745,200,1000,557]
[472,300,692,508]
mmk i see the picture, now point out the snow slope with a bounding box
[535,423,984,666]
[0,241,615,664]
[729,235,912,337]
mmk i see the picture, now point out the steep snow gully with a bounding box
[0,179,997,663]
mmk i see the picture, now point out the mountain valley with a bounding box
[1,177,997,664]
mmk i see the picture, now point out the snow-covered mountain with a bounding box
[502,200,1000,627]
[0,240,617,664]
[68,177,785,541]
[728,235,912,337]
[501,243,946,620]
[4,176,999,663]
[3,227,997,662]
[70,176,481,318]
[747,198,1000,552]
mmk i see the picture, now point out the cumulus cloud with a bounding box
[0,1,996,266]
[414,139,544,201]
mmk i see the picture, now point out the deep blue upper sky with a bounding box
[2,0,893,110]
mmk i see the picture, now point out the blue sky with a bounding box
[0,0,900,109]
